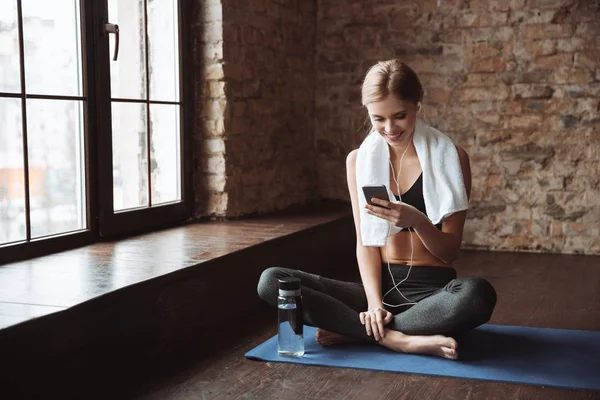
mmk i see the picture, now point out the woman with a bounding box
[257,60,496,360]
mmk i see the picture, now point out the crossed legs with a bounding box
[257,266,497,359]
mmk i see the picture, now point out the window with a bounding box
[0,0,192,264]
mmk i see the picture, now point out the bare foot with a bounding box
[379,329,458,360]
[315,329,362,346]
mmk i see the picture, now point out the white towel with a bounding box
[355,119,469,247]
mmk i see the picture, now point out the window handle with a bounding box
[104,23,120,61]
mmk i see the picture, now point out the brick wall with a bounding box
[315,0,600,255]
[193,0,228,216]
[193,0,318,218]
[192,0,600,255]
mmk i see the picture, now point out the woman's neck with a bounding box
[389,141,417,165]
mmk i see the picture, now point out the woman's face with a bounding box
[366,95,418,148]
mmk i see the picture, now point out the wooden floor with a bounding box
[133,250,600,400]
[0,201,350,329]
[2,201,599,399]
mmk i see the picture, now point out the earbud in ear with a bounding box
[417,102,422,115]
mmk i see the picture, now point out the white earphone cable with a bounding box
[382,132,417,308]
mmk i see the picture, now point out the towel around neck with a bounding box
[355,119,469,247]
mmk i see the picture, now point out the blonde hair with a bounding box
[361,60,424,106]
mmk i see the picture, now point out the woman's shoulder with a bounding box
[454,145,472,197]
[346,149,359,167]
[455,146,470,167]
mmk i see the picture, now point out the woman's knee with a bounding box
[464,277,497,317]
[257,266,285,301]
[448,277,497,314]
[473,277,496,303]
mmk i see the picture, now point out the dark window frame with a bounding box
[0,0,194,265]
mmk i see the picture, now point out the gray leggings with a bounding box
[257,264,497,341]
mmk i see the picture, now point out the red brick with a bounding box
[467,101,497,115]
[482,11,509,26]
[465,73,504,87]
[507,100,524,115]
[524,24,574,40]
[459,86,510,101]
[511,84,555,99]
[574,52,600,68]
[473,42,503,58]
[551,221,563,237]
[471,57,506,72]
[565,222,586,234]
[427,87,451,103]
[486,174,503,186]
[528,0,571,9]
[231,101,247,118]
[509,10,556,24]
[418,0,438,12]
[470,27,514,43]
[247,0,267,13]
[516,39,556,57]
[321,34,344,49]
[556,38,586,53]
[456,13,479,27]
[470,0,511,11]
[509,115,544,130]
[242,26,264,45]
[511,0,527,9]
[575,22,600,36]
[533,53,573,69]
[505,236,533,249]
[552,67,593,84]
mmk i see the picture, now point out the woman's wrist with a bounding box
[367,300,384,310]
[413,212,430,230]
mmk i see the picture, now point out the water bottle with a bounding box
[277,277,305,357]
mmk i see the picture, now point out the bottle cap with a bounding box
[278,277,300,291]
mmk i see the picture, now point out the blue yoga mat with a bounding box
[245,324,600,391]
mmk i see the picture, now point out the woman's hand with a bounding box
[366,198,427,229]
[359,307,393,341]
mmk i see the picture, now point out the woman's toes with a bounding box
[444,337,458,350]
[443,347,458,360]
[315,329,328,345]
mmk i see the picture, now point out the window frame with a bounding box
[0,0,194,265]
[95,0,194,237]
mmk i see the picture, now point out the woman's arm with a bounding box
[346,150,385,309]
[366,146,472,264]
[412,146,472,264]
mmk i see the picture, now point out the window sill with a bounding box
[0,199,352,330]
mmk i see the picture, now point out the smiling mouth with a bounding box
[385,131,404,139]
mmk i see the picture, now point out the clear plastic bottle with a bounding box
[277,277,305,357]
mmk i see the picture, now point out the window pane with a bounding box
[150,104,180,205]
[0,98,26,244]
[27,99,86,238]
[112,102,148,211]
[22,0,82,96]
[0,1,21,93]
[148,0,179,102]
[108,0,146,100]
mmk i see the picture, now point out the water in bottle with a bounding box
[277,277,304,357]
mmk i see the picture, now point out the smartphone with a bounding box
[362,185,391,209]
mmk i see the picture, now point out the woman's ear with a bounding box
[417,102,422,115]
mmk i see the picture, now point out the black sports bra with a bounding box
[393,173,443,231]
